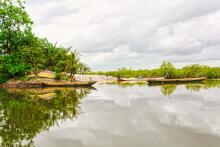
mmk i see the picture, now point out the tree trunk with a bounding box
[69,73,75,82]
[34,71,38,77]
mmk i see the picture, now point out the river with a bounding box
[0,81,220,147]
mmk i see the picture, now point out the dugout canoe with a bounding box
[41,81,97,87]
[147,77,206,84]
[118,78,148,82]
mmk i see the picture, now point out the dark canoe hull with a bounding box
[147,77,206,85]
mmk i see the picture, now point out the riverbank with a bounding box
[0,72,118,88]
[29,71,118,84]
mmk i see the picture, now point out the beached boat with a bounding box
[41,81,97,87]
[118,77,164,82]
[0,81,96,88]
[118,78,148,82]
[147,77,206,84]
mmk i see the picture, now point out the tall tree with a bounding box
[0,0,89,79]
[77,62,91,74]
[19,36,46,76]
[65,51,80,82]
[0,0,33,54]
[159,61,176,79]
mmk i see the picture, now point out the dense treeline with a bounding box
[0,0,90,82]
[93,61,220,79]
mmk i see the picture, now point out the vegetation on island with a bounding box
[0,0,90,83]
[94,61,220,79]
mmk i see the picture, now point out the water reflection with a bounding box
[38,82,220,147]
[0,87,92,146]
[160,85,177,96]
[112,81,148,88]
[146,80,220,96]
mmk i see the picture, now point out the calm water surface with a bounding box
[0,81,220,147]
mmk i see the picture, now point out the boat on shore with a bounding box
[41,81,96,87]
[118,78,148,82]
[118,77,164,82]
[147,77,206,84]
[0,81,96,88]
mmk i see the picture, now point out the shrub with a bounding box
[0,55,32,77]
[159,61,176,79]
[54,67,62,80]
[0,74,8,84]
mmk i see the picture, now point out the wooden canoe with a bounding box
[147,77,206,84]
[0,81,96,88]
[41,81,97,87]
[118,77,165,82]
[118,78,148,82]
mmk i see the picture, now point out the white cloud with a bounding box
[26,0,220,70]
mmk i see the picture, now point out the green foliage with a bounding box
[0,0,89,80]
[0,0,33,54]
[78,62,91,74]
[0,54,31,77]
[159,61,176,79]
[41,38,69,71]
[94,61,220,79]
[61,74,69,81]
[54,67,61,80]
[17,75,29,81]
[0,73,8,83]
[182,64,202,78]
[93,68,157,78]
[65,51,80,81]
[206,67,220,78]
[18,36,46,76]
[0,0,34,77]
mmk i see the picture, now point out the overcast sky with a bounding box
[26,0,220,71]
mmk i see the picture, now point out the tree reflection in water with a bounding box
[160,85,177,97]
[185,84,204,92]
[149,80,220,96]
[185,80,220,92]
[0,87,92,147]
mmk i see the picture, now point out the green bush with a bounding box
[54,67,62,80]
[182,64,202,78]
[0,55,32,77]
[18,76,30,81]
[159,61,176,79]
[0,74,8,84]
